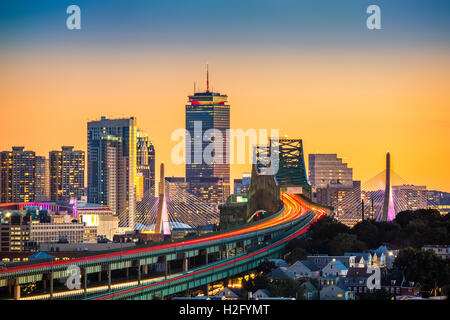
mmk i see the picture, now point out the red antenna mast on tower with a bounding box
[206,63,209,92]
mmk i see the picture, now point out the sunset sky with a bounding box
[1,0,449,192]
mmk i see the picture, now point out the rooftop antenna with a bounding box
[206,63,209,92]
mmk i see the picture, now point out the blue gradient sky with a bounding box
[1,0,450,51]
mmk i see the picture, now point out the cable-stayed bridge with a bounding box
[329,153,438,225]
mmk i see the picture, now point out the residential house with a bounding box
[344,252,373,267]
[300,281,319,300]
[287,260,320,279]
[320,284,354,300]
[250,289,271,299]
[381,269,421,296]
[214,287,242,299]
[319,275,343,288]
[307,255,355,269]
[322,260,348,277]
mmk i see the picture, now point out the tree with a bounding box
[328,233,367,256]
[351,221,379,248]
[256,261,276,274]
[290,247,308,262]
[394,247,450,292]
[267,277,304,298]
[242,274,269,293]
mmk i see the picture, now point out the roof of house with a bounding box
[324,260,348,271]
[216,287,242,297]
[270,267,295,279]
[299,260,320,271]
[253,289,270,297]
[28,251,55,260]
[300,281,317,292]
[269,259,290,268]
[344,252,372,260]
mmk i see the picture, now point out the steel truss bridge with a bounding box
[0,193,328,300]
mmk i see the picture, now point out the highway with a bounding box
[85,192,325,300]
[0,193,324,276]
[1,192,326,300]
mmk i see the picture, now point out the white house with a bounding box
[287,260,320,279]
[372,245,399,267]
[344,252,373,267]
[322,260,348,277]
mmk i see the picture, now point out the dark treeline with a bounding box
[287,209,450,259]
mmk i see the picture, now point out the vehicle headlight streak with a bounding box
[88,193,326,300]
[0,193,326,283]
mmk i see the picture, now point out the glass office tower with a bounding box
[185,81,230,204]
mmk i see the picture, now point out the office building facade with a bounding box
[185,74,230,204]
[34,156,49,202]
[136,129,156,200]
[87,116,137,229]
[309,154,353,189]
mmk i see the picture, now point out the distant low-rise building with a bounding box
[422,245,450,260]
[29,221,84,244]
[0,214,31,252]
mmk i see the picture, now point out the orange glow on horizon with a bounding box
[0,48,449,192]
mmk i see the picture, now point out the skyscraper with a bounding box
[309,153,361,226]
[392,184,428,213]
[49,146,85,202]
[185,67,230,203]
[34,156,49,202]
[0,147,35,203]
[87,116,137,229]
[136,129,156,200]
[308,154,353,189]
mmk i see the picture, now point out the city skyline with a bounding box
[1,0,450,192]
[0,1,449,303]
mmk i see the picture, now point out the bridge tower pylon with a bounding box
[380,152,395,221]
[155,163,170,235]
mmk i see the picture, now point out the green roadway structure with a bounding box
[0,193,329,300]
